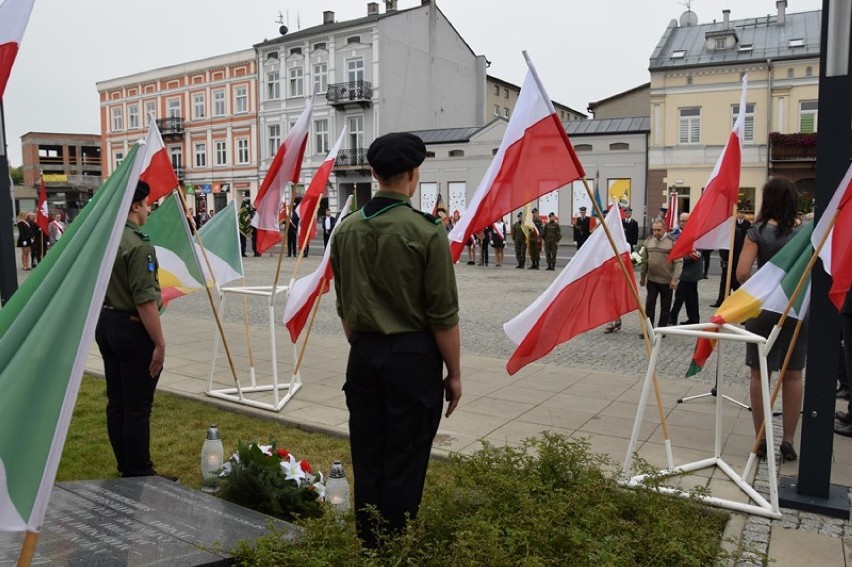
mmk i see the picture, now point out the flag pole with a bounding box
[173,189,242,388]
[722,204,738,299]
[292,279,327,378]
[290,195,323,282]
[17,531,38,567]
[271,211,291,306]
[240,278,256,385]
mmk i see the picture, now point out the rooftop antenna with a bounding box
[297,12,301,30]
[275,11,284,25]
[678,0,695,11]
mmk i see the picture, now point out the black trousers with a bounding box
[343,331,443,547]
[96,309,159,477]
[287,229,297,257]
[645,280,672,327]
[670,280,699,323]
[842,312,852,413]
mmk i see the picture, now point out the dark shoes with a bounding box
[709,302,722,308]
[779,441,797,463]
[756,440,767,459]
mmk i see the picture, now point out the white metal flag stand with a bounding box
[205,284,301,412]
[620,322,782,520]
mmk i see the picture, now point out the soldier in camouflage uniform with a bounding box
[511,212,526,269]
[238,199,252,257]
[542,212,562,271]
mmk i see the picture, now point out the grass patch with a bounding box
[62,376,735,566]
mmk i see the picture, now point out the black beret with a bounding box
[367,132,427,178]
[133,181,151,203]
[531,208,538,213]
[517,212,523,217]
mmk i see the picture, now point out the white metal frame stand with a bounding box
[205,284,301,412]
[620,322,782,520]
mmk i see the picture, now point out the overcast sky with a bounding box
[2,0,823,166]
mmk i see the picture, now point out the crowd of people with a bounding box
[15,209,65,270]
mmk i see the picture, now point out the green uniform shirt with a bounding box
[331,191,459,334]
[238,206,253,237]
[104,222,162,312]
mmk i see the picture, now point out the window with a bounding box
[715,38,726,50]
[215,141,227,166]
[313,63,328,93]
[235,86,248,113]
[128,105,139,129]
[266,51,279,61]
[732,102,755,142]
[289,67,304,97]
[449,149,464,157]
[787,68,795,78]
[503,107,510,118]
[193,93,205,119]
[806,66,813,77]
[111,107,123,131]
[494,104,500,116]
[347,58,364,82]
[686,76,693,85]
[313,42,326,51]
[213,90,225,116]
[347,36,360,44]
[799,100,818,133]
[167,98,180,118]
[739,44,753,52]
[114,151,124,169]
[679,107,701,144]
[788,38,804,48]
[348,115,364,150]
[170,147,182,170]
[426,151,436,158]
[194,143,207,168]
[144,101,157,125]
[575,144,592,152]
[504,88,509,99]
[237,138,249,164]
[671,50,686,59]
[494,84,499,95]
[289,47,302,56]
[314,119,329,154]
[609,142,630,150]
[267,71,280,99]
[268,124,281,157]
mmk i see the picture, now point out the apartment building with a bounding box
[96,50,258,213]
[486,75,585,124]
[648,1,820,214]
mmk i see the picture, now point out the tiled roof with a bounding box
[565,116,650,136]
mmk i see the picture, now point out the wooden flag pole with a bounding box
[270,204,293,305]
[17,531,38,567]
[292,279,327,378]
[579,177,670,441]
[173,190,241,386]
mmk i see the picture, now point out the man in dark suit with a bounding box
[573,206,591,249]
[622,207,639,248]
[322,208,336,248]
[712,213,751,307]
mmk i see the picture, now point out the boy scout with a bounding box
[95,181,166,478]
[331,132,461,548]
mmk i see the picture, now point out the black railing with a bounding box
[156,116,185,136]
[334,148,368,167]
[326,81,373,105]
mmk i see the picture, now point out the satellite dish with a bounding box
[279,25,288,35]
[679,10,698,27]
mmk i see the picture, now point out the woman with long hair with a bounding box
[736,177,805,462]
[16,211,32,270]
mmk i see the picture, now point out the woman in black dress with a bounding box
[16,211,32,270]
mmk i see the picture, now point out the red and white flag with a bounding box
[492,220,505,242]
[504,204,637,375]
[447,56,585,262]
[36,175,49,235]
[139,121,179,203]
[813,162,852,310]
[0,0,34,99]
[664,191,679,233]
[283,195,353,342]
[669,75,747,260]
[253,96,314,254]
[295,126,347,254]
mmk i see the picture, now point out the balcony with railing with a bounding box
[156,116,185,139]
[326,81,373,108]
[333,148,368,171]
[769,132,817,162]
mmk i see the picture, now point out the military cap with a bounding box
[548,212,555,217]
[579,206,587,212]
[531,207,538,213]
[133,181,151,203]
[367,132,427,178]
[625,208,633,213]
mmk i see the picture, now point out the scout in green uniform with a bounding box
[527,207,543,270]
[542,211,562,271]
[95,181,166,478]
[331,132,462,548]
[512,212,526,269]
[238,199,253,257]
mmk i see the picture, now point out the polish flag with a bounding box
[253,96,314,254]
[669,75,748,261]
[295,126,347,254]
[283,195,353,342]
[447,56,585,262]
[0,0,34,99]
[664,192,679,233]
[36,176,49,235]
[504,204,637,375]
[813,162,852,310]
[139,121,179,203]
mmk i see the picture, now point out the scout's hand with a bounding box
[670,279,679,290]
[149,344,165,378]
[443,375,462,418]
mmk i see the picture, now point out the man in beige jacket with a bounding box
[639,220,683,332]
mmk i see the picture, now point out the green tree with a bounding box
[9,166,23,186]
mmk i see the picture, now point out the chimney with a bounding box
[722,9,730,28]
[777,0,787,25]
[323,10,334,24]
[384,0,397,12]
[367,2,379,15]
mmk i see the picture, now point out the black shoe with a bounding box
[835,424,852,437]
[755,440,767,459]
[516,263,524,269]
[779,441,797,463]
[680,320,699,325]
[709,302,722,308]
[242,254,248,257]
[836,411,852,425]
[467,261,476,265]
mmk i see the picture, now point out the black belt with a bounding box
[102,304,138,316]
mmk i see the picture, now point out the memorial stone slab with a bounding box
[0,476,299,566]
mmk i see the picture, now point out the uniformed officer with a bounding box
[542,212,562,271]
[330,132,462,548]
[573,206,591,249]
[511,212,526,269]
[95,180,165,478]
[527,207,543,270]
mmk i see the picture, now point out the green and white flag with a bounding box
[145,192,205,306]
[196,199,243,288]
[0,142,147,532]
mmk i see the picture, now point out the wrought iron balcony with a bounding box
[769,132,817,162]
[334,148,368,168]
[156,116,185,138]
[326,81,373,108]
